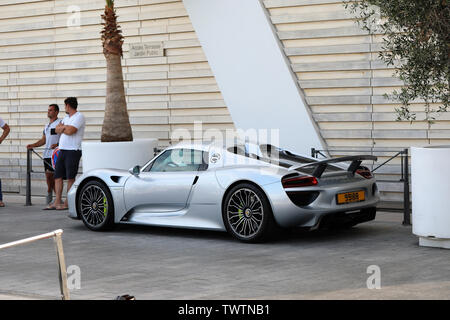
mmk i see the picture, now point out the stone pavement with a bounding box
[0,197,449,300]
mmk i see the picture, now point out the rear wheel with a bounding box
[77,180,115,231]
[222,183,276,243]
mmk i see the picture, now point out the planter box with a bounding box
[81,139,158,173]
[412,145,450,249]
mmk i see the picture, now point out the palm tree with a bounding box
[100,0,133,142]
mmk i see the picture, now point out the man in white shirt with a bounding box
[0,118,10,207]
[26,104,61,205]
[48,97,85,210]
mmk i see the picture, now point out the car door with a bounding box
[123,148,205,214]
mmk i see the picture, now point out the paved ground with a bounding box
[0,197,449,300]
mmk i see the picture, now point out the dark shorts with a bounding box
[43,158,54,172]
[54,150,82,180]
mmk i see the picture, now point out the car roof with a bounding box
[165,140,215,152]
[165,140,263,153]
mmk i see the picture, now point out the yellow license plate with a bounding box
[337,191,365,204]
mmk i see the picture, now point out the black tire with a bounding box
[77,180,115,231]
[222,183,277,243]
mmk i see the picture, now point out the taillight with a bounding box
[356,167,373,179]
[282,175,318,188]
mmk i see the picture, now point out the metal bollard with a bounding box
[26,148,32,206]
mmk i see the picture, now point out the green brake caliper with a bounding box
[238,208,243,220]
[103,197,108,217]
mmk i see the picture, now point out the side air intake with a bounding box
[110,176,122,183]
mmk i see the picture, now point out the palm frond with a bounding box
[106,0,114,8]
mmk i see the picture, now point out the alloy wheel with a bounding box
[80,184,109,228]
[226,188,264,239]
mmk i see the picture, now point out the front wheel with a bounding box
[222,183,277,243]
[77,180,115,231]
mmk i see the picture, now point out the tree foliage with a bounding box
[345,0,449,122]
[101,0,124,57]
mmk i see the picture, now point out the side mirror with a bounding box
[129,165,141,176]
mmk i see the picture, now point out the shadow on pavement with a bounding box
[68,218,394,245]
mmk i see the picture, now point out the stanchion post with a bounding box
[26,148,32,206]
[53,230,70,300]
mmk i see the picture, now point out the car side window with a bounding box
[146,150,172,172]
[149,149,206,172]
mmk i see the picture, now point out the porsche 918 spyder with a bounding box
[68,141,379,242]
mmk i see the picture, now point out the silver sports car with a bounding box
[68,141,380,242]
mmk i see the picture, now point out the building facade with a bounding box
[0,0,448,200]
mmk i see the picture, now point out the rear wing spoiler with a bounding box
[288,155,377,178]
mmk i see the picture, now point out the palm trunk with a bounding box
[101,54,133,141]
[101,1,133,142]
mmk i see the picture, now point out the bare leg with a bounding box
[54,178,64,207]
[63,179,75,208]
[46,172,55,193]
[45,171,55,204]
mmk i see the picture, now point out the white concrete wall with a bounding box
[183,0,323,155]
